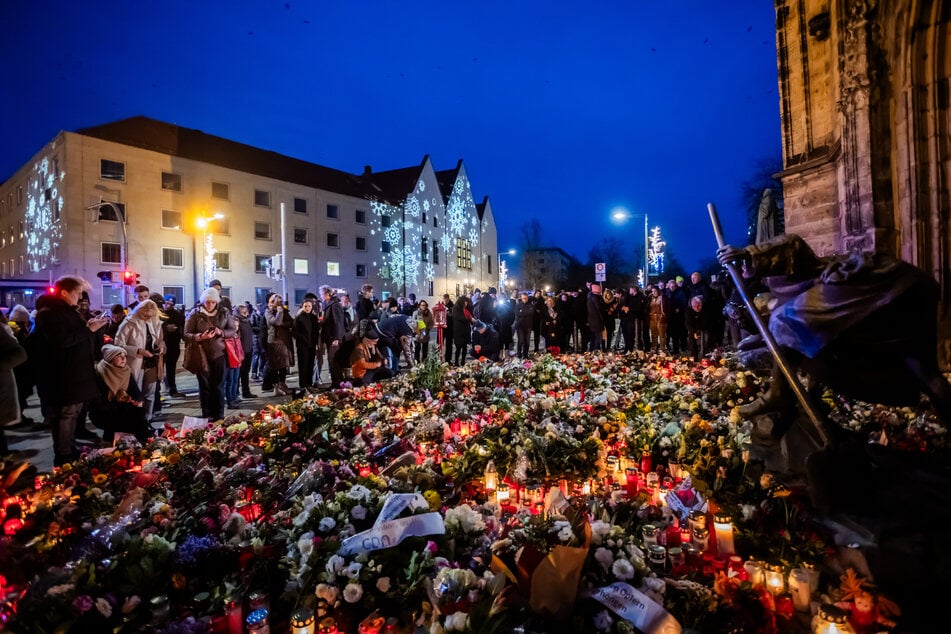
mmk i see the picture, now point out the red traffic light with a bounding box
[123,271,134,282]
[47,286,55,295]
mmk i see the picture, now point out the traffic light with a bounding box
[121,271,140,285]
[47,286,55,295]
[96,271,113,282]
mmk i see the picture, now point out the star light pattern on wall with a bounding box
[648,226,666,276]
[24,152,64,272]
[368,168,484,295]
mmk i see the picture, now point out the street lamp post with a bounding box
[86,198,128,298]
[611,209,649,287]
[498,248,516,291]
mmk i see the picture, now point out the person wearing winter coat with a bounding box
[451,296,474,366]
[115,299,165,423]
[349,327,392,386]
[88,344,153,445]
[0,318,27,453]
[160,295,186,397]
[542,295,559,351]
[514,291,534,359]
[31,276,109,466]
[294,297,320,391]
[250,302,267,380]
[183,287,236,421]
[471,320,501,362]
[412,300,435,362]
[7,304,33,423]
[265,293,295,395]
[320,285,348,388]
[236,303,256,399]
[586,284,605,352]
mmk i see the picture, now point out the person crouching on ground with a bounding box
[89,344,153,445]
[349,327,392,386]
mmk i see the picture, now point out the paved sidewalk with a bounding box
[4,367,322,474]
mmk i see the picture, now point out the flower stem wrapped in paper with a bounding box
[490,488,591,620]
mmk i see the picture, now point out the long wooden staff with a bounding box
[707,202,829,446]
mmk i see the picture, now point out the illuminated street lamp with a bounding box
[611,207,649,286]
[498,248,516,291]
[194,213,224,300]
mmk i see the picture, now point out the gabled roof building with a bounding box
[0,116,498,308]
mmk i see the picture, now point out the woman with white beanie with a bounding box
[183,288,236,420]
[114,299,165,422]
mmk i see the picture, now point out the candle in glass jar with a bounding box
[642,524,659,546]
[691,527,709,551]
[625,467,640,495]
[811,603,855,634]
[668,461,682,481]
[712,514,735,556]
[581,480,592,496]
[788,568,811,612]
[764,564,785,595]
[495,484,510,505]
[744,560,765,587]
[605,455,619,478]
[483,460,498,493]
[291,608,316,634]
[645,471,660,491]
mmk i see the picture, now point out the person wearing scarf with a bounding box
[349,328,391,386]
[88,344,152,445]
[115,299,165,423]
[183,288,236,421]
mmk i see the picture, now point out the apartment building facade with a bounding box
[0,116,498,309]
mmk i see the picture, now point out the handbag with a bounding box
[224,336,245,369]
[183,340,208,374]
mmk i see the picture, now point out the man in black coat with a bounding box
[514,291,534,358]
[32,277,109,466]
[320,285,347,387]
[161,295,186,397]
[441,294,455,363]
[621,286,649,352]
[471,320,501,362]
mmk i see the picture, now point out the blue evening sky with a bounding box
[0,1,781,274]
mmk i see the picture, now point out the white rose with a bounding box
[325,554,346,576]
[297,531,314,560]
[318,516,336,532]
[343,582,364,603]
[594,547,615,569]
[444,612,468,631]
[351,505,367,520]
[589,520,612,545]
[376,577,391,593]
[611,557,635,580]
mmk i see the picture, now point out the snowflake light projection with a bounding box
[24,154,64,273]
[648,226,666,277]
[204,234,217,288]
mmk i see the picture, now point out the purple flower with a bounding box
[175,535,219,566]
[72,594,94,613]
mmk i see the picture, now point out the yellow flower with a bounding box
[165,453,181,465]
[423,490,441,511]
[93,473,108,485]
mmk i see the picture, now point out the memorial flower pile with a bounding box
[0,351,926,633]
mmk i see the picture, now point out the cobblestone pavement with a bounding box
[4,367,324,473]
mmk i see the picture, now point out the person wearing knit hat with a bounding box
[88,344,153,445]
[183,286,236,421]
[114,299,165,425]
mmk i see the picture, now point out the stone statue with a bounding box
[717,234,951,429]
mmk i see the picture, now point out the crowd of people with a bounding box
[0,270,748,468]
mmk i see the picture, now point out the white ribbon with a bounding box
[376,493,429,523]
[338,512,445,556]
[585,582,681,634]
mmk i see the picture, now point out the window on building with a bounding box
[16,188,22,205]
[254,255,270,273]
[254,189,271,208]
[161,209,182,230]
[214,251,231,270]
[381,241,391,253]
[428,280,434,296]
[293,228,308,244]
[356,264,367,278]
[162,247,184,268]
[327,262,340,276]
[355,209,367,224]
[0,200,5,215]
[381,215,391,228]
[327,233,339,248]
[294,289,309,306]
[355,236,366,251]
[7,226,13,244]
[456,237,472,270]
[161,172,183,192]
[255,287,273,304]
[381,265,390,279]
[100,159,125,181]
[103,285,123,306]
[101,242,121,264]
[219,286,231,299]
[433,240,439,264]
[422,212,427,224]
[434,216,438,227]
[293,258,309,275]
[294,197,308,213]
[254,222,271,240]
[98,202,126,222]
[1,262,5,276]
[162,286,185,304]
[53,199,62,222]
[326,204,338,219]
[212,181,230,200]
[487,255,492,274]
[421,238,428,262]
[211,217,230,235]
